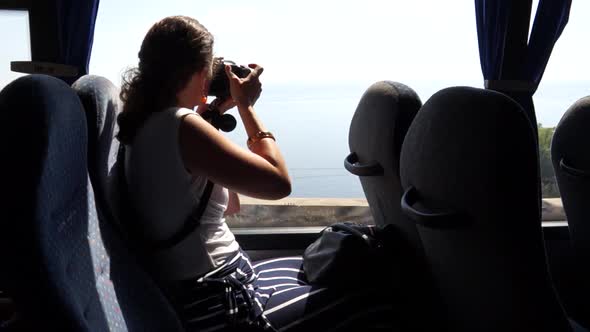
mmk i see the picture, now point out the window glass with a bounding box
[0,10,31,89]
[91,1,589,224]
[533,0,590,198]
[91,0,481,201]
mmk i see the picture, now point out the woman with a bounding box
[118,16,393,332]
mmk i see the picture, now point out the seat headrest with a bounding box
[72,75,123,227]
[552,96,590,170]
[0,74,88,209]
[348,81,421,227]
[401,86,538,224]
[72,75,121,176]
[349,81,422,166]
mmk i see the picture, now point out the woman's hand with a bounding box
[224,191,241,216]
[225,64,263,108]
[195,97,236,115]
[211,97,237,114]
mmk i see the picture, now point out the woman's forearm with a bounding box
[238,105,266,138]
[238,105,290,179]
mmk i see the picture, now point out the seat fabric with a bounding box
[0,75,183,331]
[72,75,121,223]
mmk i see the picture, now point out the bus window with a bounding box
[533,0,590,200]
[0,10,31,89]
[90,1,589,225]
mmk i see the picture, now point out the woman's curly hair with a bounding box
[117,16,214,144]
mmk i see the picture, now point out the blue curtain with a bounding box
[525,0,571,85]
[474,0,571,131]
[56,0,100,84]
[474,1,511,81]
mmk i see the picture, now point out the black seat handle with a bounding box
[344,152,384,176]
[559,158,590,178]
[401,186,468,229]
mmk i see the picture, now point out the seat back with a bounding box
[72,75,121,224]
[347,81,446,330]
[347,81,421,229]
[0,75,182,331]
[551,96,590,324]
[400,86,571,332]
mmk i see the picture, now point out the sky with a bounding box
[88,0,589,86]
[90,0,486,86]
[1,1,589,125]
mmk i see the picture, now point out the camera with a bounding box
[202,58,248,132]
[208,58,251,98]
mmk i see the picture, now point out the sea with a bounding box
[1,69,586,199]
[223,80,590,198]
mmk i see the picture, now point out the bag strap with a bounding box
[327,223,380,248]
[153,180,214,250]
[114,144,143,245]
[116,144,214,252]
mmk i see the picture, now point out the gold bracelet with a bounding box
[247,131,275,149]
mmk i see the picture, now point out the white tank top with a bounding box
[125,107,239,280]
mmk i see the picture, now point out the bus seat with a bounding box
[551,96,590,326]
[0,75,183,331]
[346,81,445,331]
[347,81,421,228]
[72,75,123,227]
[400,86,576,332]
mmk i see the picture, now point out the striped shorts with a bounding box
[171,249,396,332]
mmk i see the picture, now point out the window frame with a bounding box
[1,0,61,67]
[0,0,30,9]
